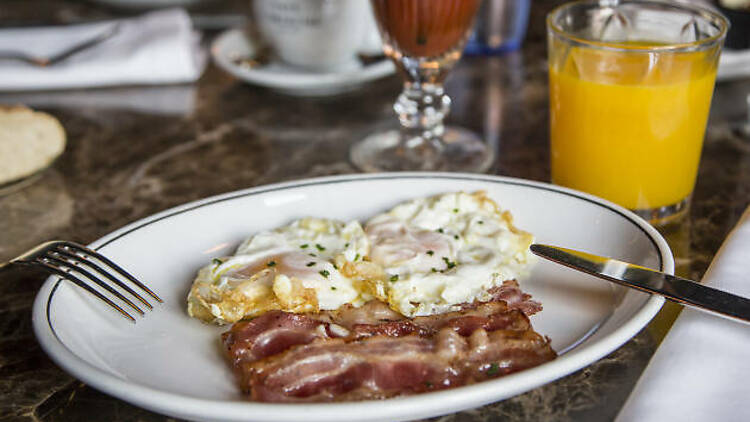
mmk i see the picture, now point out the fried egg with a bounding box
[187,192,535,324]
[365,191,535,317]
[187,218,376,324]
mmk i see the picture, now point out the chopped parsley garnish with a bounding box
[309,253,316,257]
[426,250,434,256]
[389,274,399,282]
[331,286,337,290]
[424,381,433,388]
[431,267,438,272]
[266,261,276,267]
[454,234,459,240]
[487,362,500,376]
[478,221,484,225]
[333,263,339,270]
[442,257,456,270]
[344,243,350,248]
[354,253,360,261]
[453,208,459,213]
[319,270,330,278]
[437,228,444,233]
[300,244,309,249]
[315,243,326,251]
[212,258,223,265]
[306,262,316,267]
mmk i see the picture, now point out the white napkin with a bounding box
[0,85,196,116]
[718,49,750,81]
[0,9,206,91]
[616,205,750,422]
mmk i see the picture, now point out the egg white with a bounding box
[365,191,535,317]
[187,218,372,324]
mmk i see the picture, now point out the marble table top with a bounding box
[1,1,750,421]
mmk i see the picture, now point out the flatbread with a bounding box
[0,105,66,185]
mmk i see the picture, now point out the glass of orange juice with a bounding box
[547,0,728,224]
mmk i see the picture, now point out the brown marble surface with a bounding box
[2,1,750,421]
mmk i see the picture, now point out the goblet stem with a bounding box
[351,72,493,172]
[395,82,450,140]
[389,42,462,152]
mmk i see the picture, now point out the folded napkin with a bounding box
[0,9,206,91]
[0,85,196,116]
[616,205,750,422]
[719,49,750,81]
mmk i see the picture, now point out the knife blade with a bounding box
[530,244,750,324]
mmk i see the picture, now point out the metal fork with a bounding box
[0,23,120,67]
[1,240,162,322]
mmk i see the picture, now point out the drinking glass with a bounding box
[350,0,493,173]
[548,0,727,224]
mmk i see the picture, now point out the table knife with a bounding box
[530,244,750,324]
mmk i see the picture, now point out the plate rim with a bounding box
[32,172,670,422]
[210,28,396,93]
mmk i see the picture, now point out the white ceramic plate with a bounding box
[211,29,396,96]
[33,173,670,422]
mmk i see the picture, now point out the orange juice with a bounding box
[549,42,719,210]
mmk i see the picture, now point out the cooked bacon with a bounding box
[248,336,446,402]
[349,320,432,338]
[244,321,555,402]
[222,311,333,367]
[315,300,403,327]
[483,280,542,315]
[221,280,555,402]
[223,300,530,366]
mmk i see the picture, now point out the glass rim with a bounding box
[547,0,729,53]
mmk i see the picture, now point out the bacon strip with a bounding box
[478,279,542,315]
[221,279,555,402]
[223,299,531,367]
[222,311,330,367]
[245,324,555,402]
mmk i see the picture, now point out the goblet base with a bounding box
[350,127,494,173]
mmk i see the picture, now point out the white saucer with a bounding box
[211,28,396,97]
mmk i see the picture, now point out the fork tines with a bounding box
[37,241,162,322]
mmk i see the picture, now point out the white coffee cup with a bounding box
[252,0,382,72]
